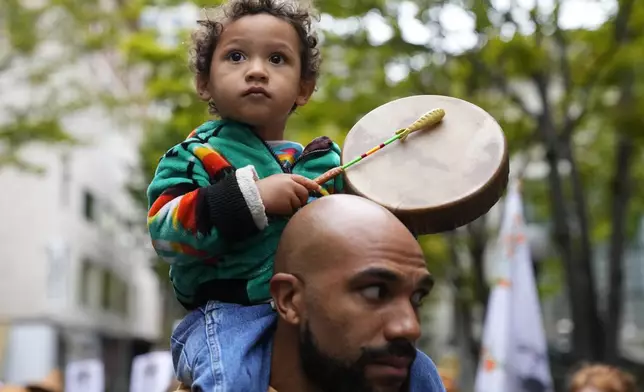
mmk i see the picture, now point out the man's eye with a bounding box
[411,291,427,308]
[362,285,386,301]
[227,51,245,62]
[269,54,284,64]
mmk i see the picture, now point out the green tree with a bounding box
[0,0,75,170]
[311,0,644,367]
[459,0,644,364]
[0,0,149,170]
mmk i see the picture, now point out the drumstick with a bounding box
[314,108,445,192]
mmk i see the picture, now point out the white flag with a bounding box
[474,181,553,392]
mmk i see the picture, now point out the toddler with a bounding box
[146,0,342,389]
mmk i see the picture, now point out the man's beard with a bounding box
[298,322,416,392]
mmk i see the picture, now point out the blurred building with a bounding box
[0,20,161,392]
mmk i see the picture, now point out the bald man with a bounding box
[268,194,444,392]
[173,195,445,392]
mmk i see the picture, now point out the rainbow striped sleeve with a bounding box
[146,138,260,265]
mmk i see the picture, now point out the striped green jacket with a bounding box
[147,119,343,308]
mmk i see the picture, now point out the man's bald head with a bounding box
[269,195,433,392]
[274,194,419,276]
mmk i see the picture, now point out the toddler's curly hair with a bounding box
[190,0,321,114]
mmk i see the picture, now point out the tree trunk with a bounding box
[561,141,605,360]
[604,66,635,361]
[604,0,636,364]
[605,134,634,363]
[467,218,490,310]
[446,233,480,365]
[532,73,596,360]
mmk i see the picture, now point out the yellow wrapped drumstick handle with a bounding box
[396,108,445,141]
[314,108,445,188]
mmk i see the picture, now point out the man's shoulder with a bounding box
[410,350,446,391]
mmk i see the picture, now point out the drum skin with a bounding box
[341,95,509,235]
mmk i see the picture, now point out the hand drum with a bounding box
[340,95,509,235]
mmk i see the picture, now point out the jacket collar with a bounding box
[195,119,269,151]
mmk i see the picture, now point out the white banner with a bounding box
[129,351,174,392]
[474,181,554,392]
[65,359,104,392]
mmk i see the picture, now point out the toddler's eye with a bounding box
[227,51,245,62]
[269,54,284,64]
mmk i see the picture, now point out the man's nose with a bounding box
[383,302,421,343]
[245,58,268,82]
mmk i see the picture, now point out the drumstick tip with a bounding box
[397,108,445,141]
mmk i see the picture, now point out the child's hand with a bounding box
[257,174,322,215]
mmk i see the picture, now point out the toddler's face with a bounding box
[198,13,313,134]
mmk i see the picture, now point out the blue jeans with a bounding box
[171,301,445,392]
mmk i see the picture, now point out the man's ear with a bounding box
[195,75,212,101]
[270,273,304,326]
[294,79,315,107]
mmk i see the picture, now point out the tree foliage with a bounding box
[0,0,73,170]
[0,0,147,170]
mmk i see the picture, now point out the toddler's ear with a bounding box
[195,75,212,101]
[295,79,316,107]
